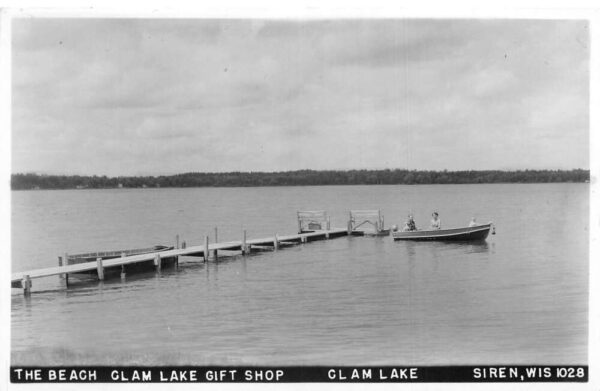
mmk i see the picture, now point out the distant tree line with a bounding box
[11,169,590,190]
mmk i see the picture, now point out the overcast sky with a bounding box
[12,18,589,176]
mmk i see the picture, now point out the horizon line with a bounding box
[12,168,590,178]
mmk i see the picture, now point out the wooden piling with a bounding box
[22,275,31,296]
[58,255,68,287]
[63,252,69,286]
[301,235,307,243]
[213,227,218,260]
[242,230,248,255]
[274,234,279,250]
[154,253,161,271]
[96,258,104,281]
[203,236,209,262]
[182,241,186,249]
[58,256,64,279]
[176,234,180,249]
[327,216,331,230]
[325,230,330,239]
[120,252,126,279]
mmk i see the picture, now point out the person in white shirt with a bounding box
[430,212,441,230]
[468,217,478,227]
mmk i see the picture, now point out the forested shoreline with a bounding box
[10,169,590,190]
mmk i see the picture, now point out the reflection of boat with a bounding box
[392,223,492,241]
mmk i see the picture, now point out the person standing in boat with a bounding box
[430,212,441,230]
[469,217,478,227]
[404,215,417,231]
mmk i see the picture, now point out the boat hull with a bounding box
[392,224,491,241]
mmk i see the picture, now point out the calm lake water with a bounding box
[11,184,588,365]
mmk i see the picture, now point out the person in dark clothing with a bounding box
[403,215,417,231]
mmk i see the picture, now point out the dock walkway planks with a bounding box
[11,228,349,284]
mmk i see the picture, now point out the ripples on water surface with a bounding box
[11,184,588,365]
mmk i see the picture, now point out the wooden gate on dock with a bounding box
[349,209,387,234]
[297,210,330,233]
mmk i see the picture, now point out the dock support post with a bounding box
[242,230,248,255]
[297,212,302,234]
[327,216,331,230]
[347,220,352,235]
[182,241,186,249]
[96,258,104,281]
[58,256,64,279]
[176,234,180,249]
[213,227,218,260]
[154,254,162,271]
[22,275,31,296]
[120,252,126,280]
[64,253,70,287]
[274,234,279,250]
[325,230,330,239]
[203,236,209,262]
[301,235,307,243]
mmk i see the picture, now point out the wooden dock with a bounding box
[12,210,394,296]
[11,228,350,295]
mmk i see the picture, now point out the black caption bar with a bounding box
[11,366,588,383]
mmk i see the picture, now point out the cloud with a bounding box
[11,18,589,175]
